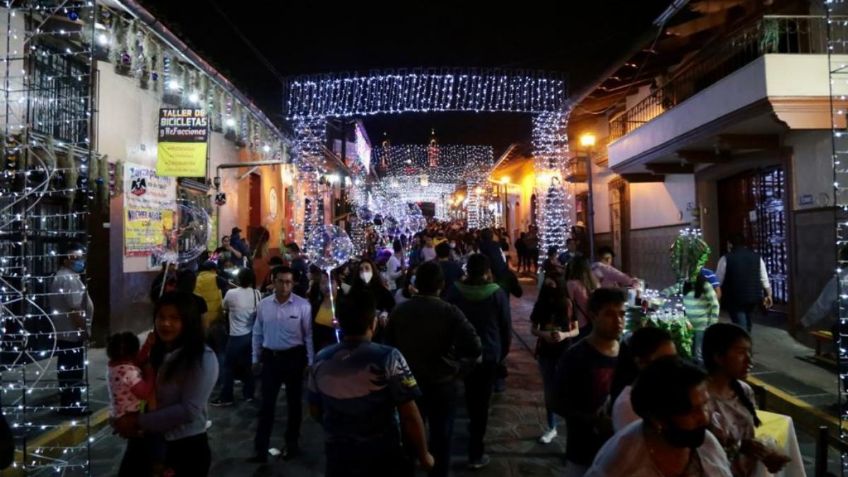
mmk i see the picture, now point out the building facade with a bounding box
[568,0,838,332]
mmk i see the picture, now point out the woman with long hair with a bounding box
[565,256,599,337]
[609,327,677,432]
[352,258,396,320]
[112,291,218,476]
[530,276,579,444]
[703,324,790,476]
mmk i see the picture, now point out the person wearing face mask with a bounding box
[586,356,732,477]
[50,243,94,416]
[349,259,395,335]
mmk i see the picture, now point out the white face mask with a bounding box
[360,271,373,283]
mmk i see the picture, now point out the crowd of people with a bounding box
[92,221,793,477]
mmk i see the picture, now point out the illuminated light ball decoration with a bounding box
[152,199,211,266]
[0,2,97,474]
[825,1,848,471]
[283,68,570,258]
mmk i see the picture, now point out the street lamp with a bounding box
[579,133,597,262]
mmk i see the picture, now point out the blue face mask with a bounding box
[70,259,85,273]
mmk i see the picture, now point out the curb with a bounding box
[746,375,847,450]
[8,408,111,476]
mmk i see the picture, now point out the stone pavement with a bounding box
[90,282,568,476]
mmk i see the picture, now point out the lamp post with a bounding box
[580,133,597,263]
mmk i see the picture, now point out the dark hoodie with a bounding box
[446,282,512,363]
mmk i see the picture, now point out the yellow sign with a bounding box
[156,142,208,177]
[156,108,208,177]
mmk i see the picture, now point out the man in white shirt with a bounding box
[715,234,772,333]
[49,243,93,416]
[249,266,313,463]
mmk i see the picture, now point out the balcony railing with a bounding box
[566,156,588,182]
[609,15,847,142]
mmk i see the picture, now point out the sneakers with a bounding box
[210,399,234,407]
[205,420,213,430]
[468,454,491,470]
[539,427,558,444]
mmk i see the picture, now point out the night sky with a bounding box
[140,1,671,152]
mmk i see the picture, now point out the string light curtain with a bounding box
[283,68,571,254]
[0,2,96,474]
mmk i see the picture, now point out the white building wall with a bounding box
[97,61,243,272]
[630,175,695,229]
[785,130,833,211]
[592,163,613,234]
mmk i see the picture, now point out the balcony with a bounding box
[609,15,844,143]
[566,156,588,182]
[607,15,848,171]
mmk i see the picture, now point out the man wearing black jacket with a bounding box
[445,254,511,470]
[385,261,482,477]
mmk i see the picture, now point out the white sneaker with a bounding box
[538,427,557,444]
[206,420,213,430]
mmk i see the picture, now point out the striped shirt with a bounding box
[684,280,720,331]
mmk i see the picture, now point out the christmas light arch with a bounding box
[283,68,572,256]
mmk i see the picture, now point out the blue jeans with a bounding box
[538,356,559,430]
[218,334,255,402]
[691,330,705,365]
[727,304,757,333]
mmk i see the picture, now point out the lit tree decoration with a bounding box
[532,111,572,261]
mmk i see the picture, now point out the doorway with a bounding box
[717,166,788,305]
[609,179,630,273]
[249,173,261,227]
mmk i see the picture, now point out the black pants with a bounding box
[464,362,497,462]
[118,436,154,477]
[164,433,211,477]
[325,441,413,477]
[415,380,458,477]
[313,324,337,354]
[56,340,86,411]
[254,346,306,454]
